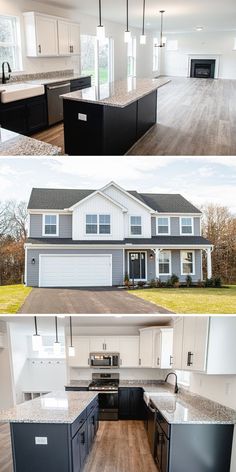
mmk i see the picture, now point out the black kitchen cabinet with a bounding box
[0,94,48,136]
[65,387,89,392]
[87,404,99,452]
[70,76,91,92]
[72,421,88,472]
[119,388,145,420]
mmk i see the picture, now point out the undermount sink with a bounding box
[0,83,45,103]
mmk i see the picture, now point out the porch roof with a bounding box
[25,236,212,246]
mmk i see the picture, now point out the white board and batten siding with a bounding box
[39,254,112,288]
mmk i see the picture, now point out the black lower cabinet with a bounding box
[10,398,99,472]
[0,94,48,136]
[65,387,89,392]
[118,388,145,420]
[154,409,234,472]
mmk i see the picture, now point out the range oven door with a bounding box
[98,392,118,420]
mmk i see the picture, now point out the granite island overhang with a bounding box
[61,77,171,156]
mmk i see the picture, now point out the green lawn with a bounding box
[0,285,32,314]
[129,285,236,314]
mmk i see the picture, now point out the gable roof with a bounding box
[28,188,201,214]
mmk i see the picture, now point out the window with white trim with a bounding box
[127,37,136,77]
[159,251,171,274]
[86,214,111,234]
[181,251,194,275]
[153,38,159,71]
[157,217,170,235]
[180,217,193,234]
[0,15,22,71]
[43,215,58,236]
[130,216,142,235]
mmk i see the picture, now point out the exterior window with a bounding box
[127,37,136,77]
[0,15,22,71]
[153,38,159,71]
[86,214,97,234]
[181,251,194,275]
[43,215,58,236]
[99,214,111,234]
[157,217,170,234]
[181,217,193,234]
[80,34,114,85]
[159,251,171,274]
[130,216,142,235]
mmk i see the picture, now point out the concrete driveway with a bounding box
[18,287,173,314]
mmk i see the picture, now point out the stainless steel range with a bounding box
[89,373,119,420]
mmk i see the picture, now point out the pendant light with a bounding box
[32,316,42,351]
[124,0,131,43]
[68,317,75,357]
[97,0,105,40]
[140,0,146,45]
[157,10,166,48]
[53,317,61,354]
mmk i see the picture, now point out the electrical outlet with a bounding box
[78,113,87,121]
[35,437,48,445]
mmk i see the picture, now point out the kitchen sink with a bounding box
[0,83,45,103]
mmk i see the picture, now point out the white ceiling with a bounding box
[35,0,236,32]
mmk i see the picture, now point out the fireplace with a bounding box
[190,59,216,79]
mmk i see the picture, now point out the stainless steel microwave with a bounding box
[89,352,120,369]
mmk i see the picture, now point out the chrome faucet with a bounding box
[2,62,12,84]
[165,372,179,394]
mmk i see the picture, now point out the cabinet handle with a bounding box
[170,355,173,366]
[105,343,107,351]
[187,351,194,366]
[139,358,141,366]
[72,45,74,53]
[88,358,90,365]
[38,44,41,54]
[80,431,85,444]
[120,359,122,366]
[157,357,160,366]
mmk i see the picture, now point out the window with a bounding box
[127,37,136,77]
[153,38,159,72]
[43,215,58,236]
[86,214,111,234]
[130,216,142,235]
[166,40,178,51]
[157,217,170,235]
[180,217,193,235]
[86,214,97,234]
[159,251,171,274]
[181,251,195,275]
[99,214,111,234]
[80,34,114,85]
[0,15,22,71]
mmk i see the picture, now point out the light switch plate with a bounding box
[35,437,48,445]
[78,113,87,121]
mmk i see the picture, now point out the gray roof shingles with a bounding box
[28,188,201,214]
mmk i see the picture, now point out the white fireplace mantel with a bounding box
[187,54,221,78]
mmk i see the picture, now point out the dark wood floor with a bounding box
[33,77,236,156]
[0,421,157,472]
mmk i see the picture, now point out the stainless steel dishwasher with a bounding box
[144,392,156,457]
[46,81,71,126]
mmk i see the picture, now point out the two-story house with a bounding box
[25,182,213,288]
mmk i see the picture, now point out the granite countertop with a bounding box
[0,128,61,156]
[25,74,91,86]
[0,391,98,424]
[66,380,91,388]
[61,77,171,108]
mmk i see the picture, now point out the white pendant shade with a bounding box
[68,346,75,357]
[97,25,105,40]
[140,34,146,45]
[162,36,167,45]
[124,30,131,43]
[53,341,61,354]
[32,334,42,351]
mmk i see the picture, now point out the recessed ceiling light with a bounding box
[195,26,204,31]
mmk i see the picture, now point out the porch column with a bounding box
[206,248,212,279]
[154,249,160,279]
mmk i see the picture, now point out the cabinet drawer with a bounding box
[70,77,91,91]
[86,397,98,417]
[71,410,87,438]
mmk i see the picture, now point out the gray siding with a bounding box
[29,214,72,238]
[26,248,123,287]
[151,217,156,236]
[170,217,180,236]
[194,217,201,236]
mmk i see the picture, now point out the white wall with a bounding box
[69,366,168,382]
[0,322,14,409]
[9,322,29,404]
[0,0,153,79]
[161,31,236,79]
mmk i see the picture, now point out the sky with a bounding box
[0,156,236,214]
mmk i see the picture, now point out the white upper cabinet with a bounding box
[23,12,80,58]
[67,336,90,367]
[139,327,173,369]
[89,336,120,352]
[119,337,139,367]
[172,317,184,370]
[58,20,80,56]
[139,329,154,367]
[181,317,209,372]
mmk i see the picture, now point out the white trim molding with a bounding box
[188,54,221,79]
[127,250,148,281]
[180,216,194,236]
[156,216,170,235]
[68,190,128,212]
[42,214,59,237]
[180,250,195,276]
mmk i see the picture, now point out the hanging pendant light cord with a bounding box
[160,10,165,46]
[126,0,129,31]
[34,316,38,336]
[69,316,73,347]
[55,316,58,343]
[142,0,146,36]
[99,0,102,27]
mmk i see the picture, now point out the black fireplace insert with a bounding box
[190,59,216,79]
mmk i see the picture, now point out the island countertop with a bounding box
[0,391,98,424]
[0,128,61,156]
[61,77,170,108]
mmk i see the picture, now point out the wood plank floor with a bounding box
[33,77,236,156]
[0,421,157,472]
[0,424,13,472]
[84,420,157,472]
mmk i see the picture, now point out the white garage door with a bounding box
[39,254,112,287]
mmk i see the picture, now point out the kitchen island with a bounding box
[0,127,61,156]
[0,390,99,472]
[62,77,170,155]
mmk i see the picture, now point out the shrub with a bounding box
[197,279,204,288]
[149,278,157,288]
[137,280,145,288]
[213,276,222,288]
[124,272,131,287]
[166,278,173,288]
[204,277,214,288]
[170,274,180,287]
[186,275,192,288]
